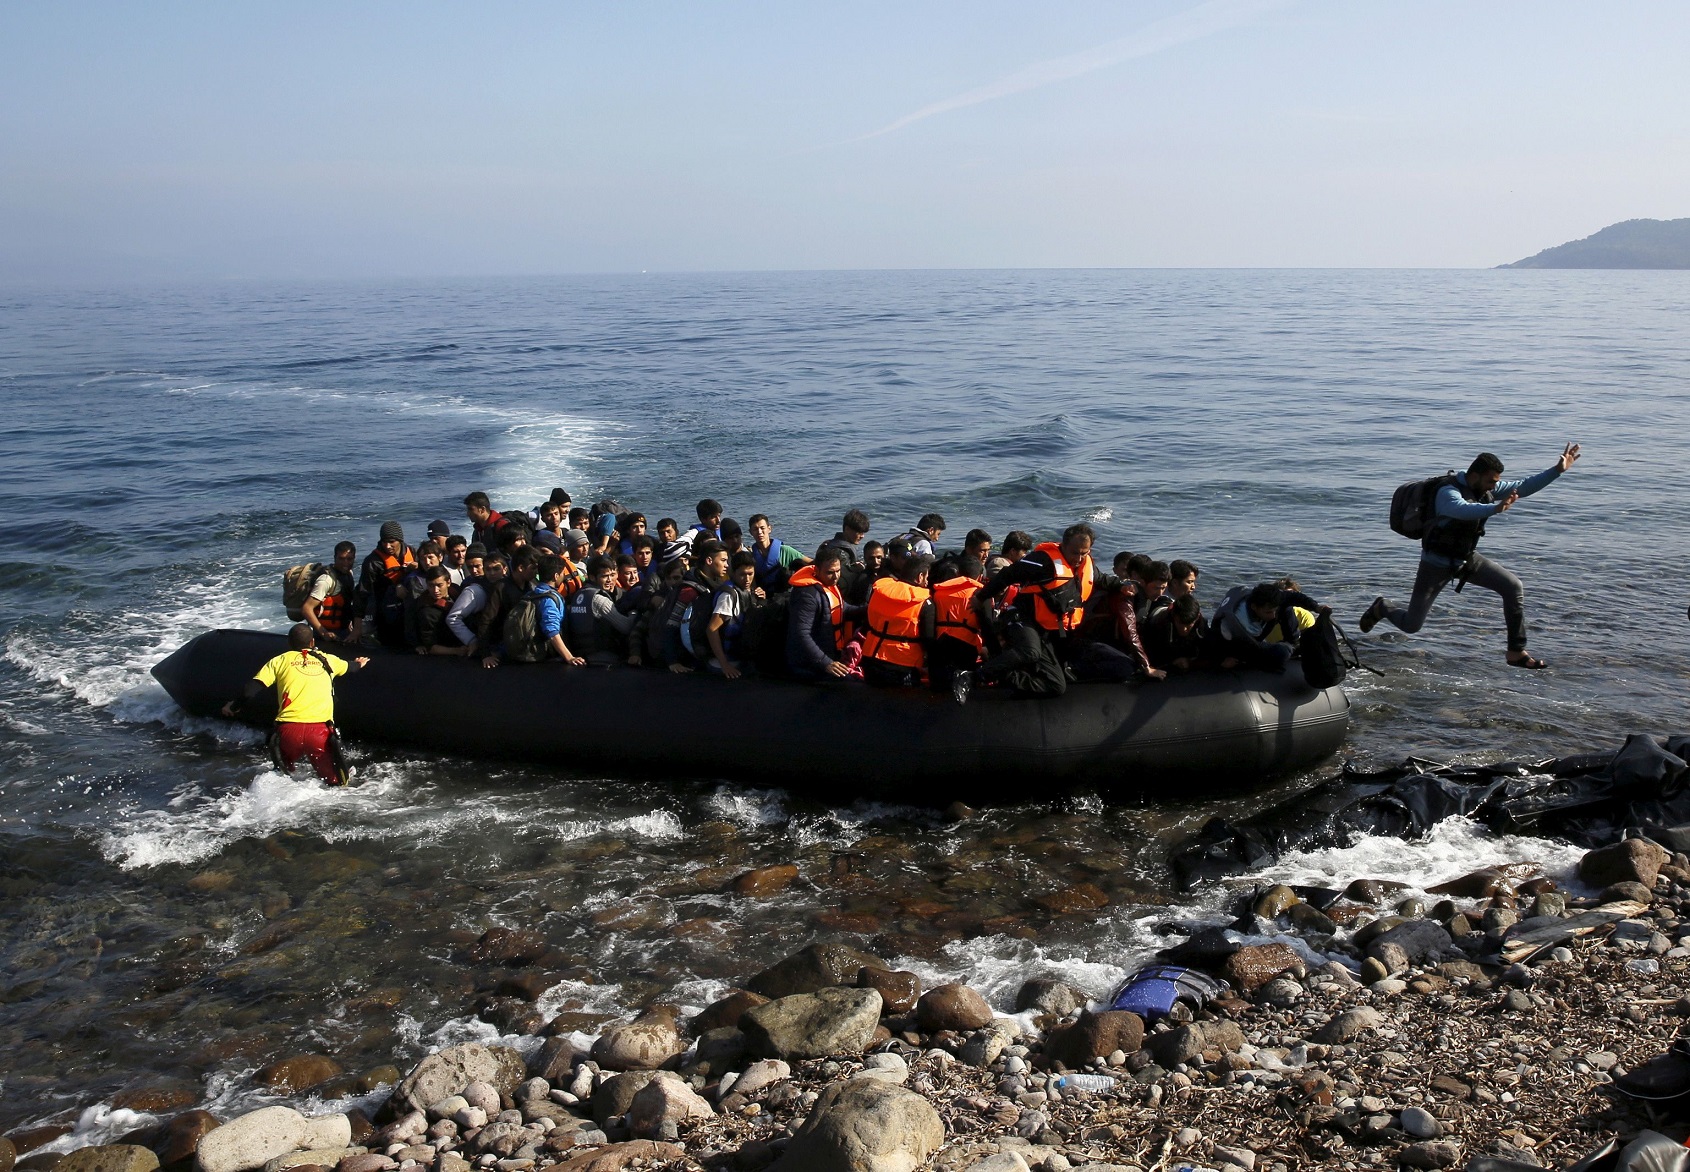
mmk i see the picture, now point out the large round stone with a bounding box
[767,1079,943,1172]
[741,987,883,1060]
[914,983,992,1033]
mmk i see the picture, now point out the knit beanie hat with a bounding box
[379,521,404,543]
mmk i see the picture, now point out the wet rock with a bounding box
[58,1148,159,1172]
[693,1026,747,1069]
[7,1131,71,1158]
[856,968,921,1014]
[625,1072,713,1140]
[256,1056,345,1095]
[1033,884,1109,915]
[1368,919,1452,966]
[196,1107,309,1172]
[745,943,889,999]
[1313,1006,1383,1044]
[741,987,883,1060]
[691,989,769,1033]
[590,1007,683,1072]
[1343,879,1407,904]
[768,1078,943,1172]
[526,1037,579,1084]
[463,927,550,966]
[1253,884,1301,918]
[1012,979,1090,1018]
[112,1084,201,1114]
[494,971,560,1002]
[915,983,993,1032]
[1287,903,1338,935]
[1429,864,1537,898]
[153,1111,220,1167]
[1581,839,1670,889]
[18,1156,63,1172]
[732,865,800,898]
[1353,916,1406,949]
[392,1044,528,1115]
[1044,1010,1144,1067]
[591,1071,665,1126]
[1222,943,1301,992]
[0,1139,15,1172]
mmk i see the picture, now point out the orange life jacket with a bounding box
[788,565,847,650]
[1027,542,1093,632]
[862,579,929,669]
[313,571,353,635]
[379,547,417,585]
[932,577,983,653]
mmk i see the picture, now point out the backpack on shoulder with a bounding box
[282,562,326,621]
[1389,471,1455,540]
[502,587,560,663]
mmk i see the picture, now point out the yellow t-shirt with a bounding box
[253,649,347,724]
[1265,606,1318,645]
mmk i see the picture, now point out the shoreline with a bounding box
[8,838,1690,1172]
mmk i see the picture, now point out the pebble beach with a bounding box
[10,830,1690,1172]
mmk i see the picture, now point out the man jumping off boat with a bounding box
[1360,442,1582,669]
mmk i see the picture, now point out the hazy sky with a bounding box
[3,2,1687,280]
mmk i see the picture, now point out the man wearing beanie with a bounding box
[357,520,417,649]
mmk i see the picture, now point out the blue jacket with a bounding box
[1423,463,1562,567]
[786,583,865,675]
[535,585,566,639]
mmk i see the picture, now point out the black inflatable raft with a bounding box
[152,629,1351,800]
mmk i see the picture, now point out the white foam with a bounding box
[32,1104,161,1155]
[100,763,418,870]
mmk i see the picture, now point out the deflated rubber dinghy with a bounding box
[153,629,1350,800]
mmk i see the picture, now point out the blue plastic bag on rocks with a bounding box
[1108,964,1227,1022]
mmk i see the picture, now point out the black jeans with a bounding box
[1384,552,1528,652]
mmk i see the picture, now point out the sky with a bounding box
[2,1,1688,280]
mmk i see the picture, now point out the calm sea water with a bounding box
[0,270,1685,1134]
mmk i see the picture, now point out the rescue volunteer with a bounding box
[222,624,370,786]
[861,554,936,687]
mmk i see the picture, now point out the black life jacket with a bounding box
[1421,475,1490,562]
[565,586,614,657]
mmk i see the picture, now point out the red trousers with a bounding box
[273,722,342,784]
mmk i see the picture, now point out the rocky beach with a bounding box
[10,831,1690,1172]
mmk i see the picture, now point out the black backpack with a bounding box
[1300,613,1381,689]
[1389,472,1455,540]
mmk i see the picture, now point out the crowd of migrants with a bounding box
[288,489,1330,701]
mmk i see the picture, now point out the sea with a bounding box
[0,269,1686,1139]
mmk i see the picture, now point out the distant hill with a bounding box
[1501,218,1690,268]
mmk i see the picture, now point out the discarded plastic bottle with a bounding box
[1054,1072,1115,1093]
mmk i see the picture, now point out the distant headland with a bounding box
[1501,217,1690,268]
